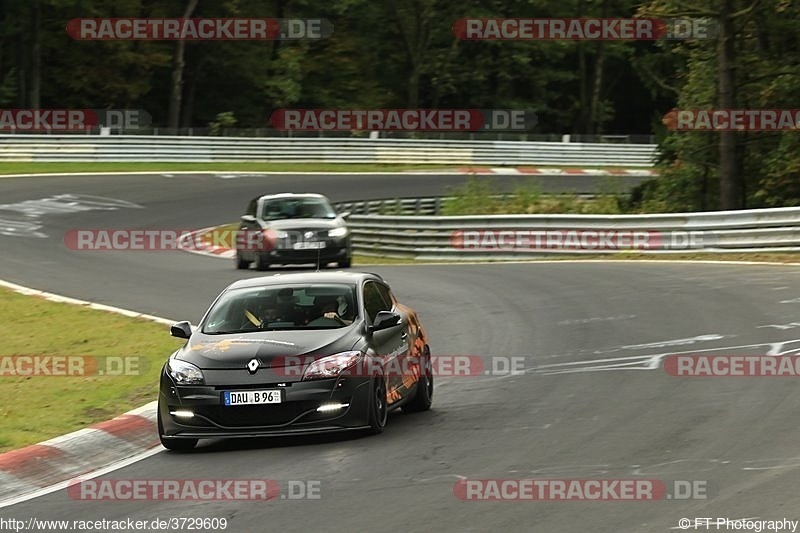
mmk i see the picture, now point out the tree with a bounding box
[167,0,199,130]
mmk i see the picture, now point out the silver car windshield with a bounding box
[260,198,337,221]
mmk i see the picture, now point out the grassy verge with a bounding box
[442,176,632,215]
[0,162,655,176]
[0,287,183,452]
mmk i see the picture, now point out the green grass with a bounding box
[0,288,184,452]
[0,162,655,176]
[441,176,629,215]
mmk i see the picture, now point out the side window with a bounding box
[375,284,394,309]
[246,198,258,217]
[363,282,391,323]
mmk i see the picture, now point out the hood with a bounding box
[176,328,360,370]
[263,218,342,231]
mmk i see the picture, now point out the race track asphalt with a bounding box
[1,172,799,532]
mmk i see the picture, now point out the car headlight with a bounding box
[262,229,288,241]
[302,351,363,381]
[167,358,205,385]
[328,227,348,238]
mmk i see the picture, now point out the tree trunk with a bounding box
[577,44,588,133]
[168,0,199,130]
[588,0,609,135]
[590,48,605,135]
[407,68,420,109]
[29,0,40,109]
[180,71,196,128]
[388,0,429,109]
[17,44,25,107]
[718,0,741,209]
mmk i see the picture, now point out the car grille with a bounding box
[191,402,320,428]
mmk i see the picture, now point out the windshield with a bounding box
[202,284,357,334]
[260,197,336,221]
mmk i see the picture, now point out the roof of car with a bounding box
[227,271,384,290]
[257,193,327,201]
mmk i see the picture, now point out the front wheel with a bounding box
[367,376,387,434]
[235,252,250,270]
[254,253,271,271]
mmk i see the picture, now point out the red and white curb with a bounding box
[178,225,236,259]
[456,167,657,176]
[0,279,176,508]
[0,403,160,508]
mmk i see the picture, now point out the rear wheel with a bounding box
[157,405,198,451]
[367,376,387,434]
[403,348,433,413]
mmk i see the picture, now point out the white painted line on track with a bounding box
[0,279,177,326]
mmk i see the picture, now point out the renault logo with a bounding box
[247,359,259,374]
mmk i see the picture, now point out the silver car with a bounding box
[235,193,352,270]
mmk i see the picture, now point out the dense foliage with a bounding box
[1,0,797,210]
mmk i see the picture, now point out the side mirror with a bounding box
[339,211,351,220]
[369,311,401,332]
[170,321,193,339]
[240,214,257,223]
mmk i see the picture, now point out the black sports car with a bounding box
[158,271,432,450]
[235,193,352,270]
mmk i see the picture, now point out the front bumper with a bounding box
[238,235,351,265]
[263,244,350,265]
[159,371,372,439]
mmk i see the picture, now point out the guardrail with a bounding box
[343,207,800,258]
[0,135,658,166]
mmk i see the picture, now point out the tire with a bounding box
[367,375,388,434]
[254,252,270,271]
[403,348,433,413]
[235,251,250,270]
[337,257,352,268]
[158,406,198,451]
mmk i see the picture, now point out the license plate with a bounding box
[223,389,282,406]
[293,241,325,250]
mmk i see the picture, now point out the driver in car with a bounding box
[319,296,353,325]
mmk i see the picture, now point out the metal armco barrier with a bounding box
[0,135,657,166]
[343,206,800,259]
[334,195,600,216]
